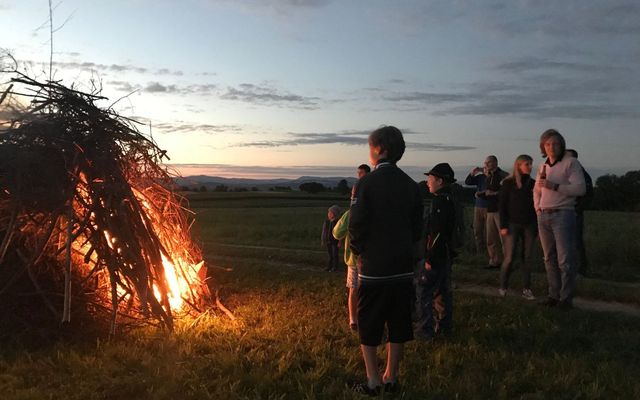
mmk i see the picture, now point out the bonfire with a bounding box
[0,72,212,333]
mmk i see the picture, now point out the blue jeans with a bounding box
[500,222,537,290]
[537,209,577,302]
[415,258,452,337]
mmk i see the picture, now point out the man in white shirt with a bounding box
[534,129,586,309]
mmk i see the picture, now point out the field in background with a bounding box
[1,192,639,399]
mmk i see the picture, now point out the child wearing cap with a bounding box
[415,163,456,340]
[321,205,341,272]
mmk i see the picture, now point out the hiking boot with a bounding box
[498,288,507,297]
[522,289,536,301]
[538,297,558,307]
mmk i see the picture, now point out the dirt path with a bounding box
[205,242,640,318]
[456,284,640,318]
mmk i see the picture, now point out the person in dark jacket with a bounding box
[476,156,508,268]
[566,149,593,277]
[415,163,456,340]
[321,205,341,271]
[498,155,537,300]
[465,163,489,255]
[348,126,423,396]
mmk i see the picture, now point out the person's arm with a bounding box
[533,165,542,212]
[498,182,510,231]
[332,211,349,240]
[349,182,368,256]
[320,220,329,246]
[424,196,453,264]
[411,183,424,243]
[465,173,478,186]
[556,159,586,197]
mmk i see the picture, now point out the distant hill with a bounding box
[175,175,358,191]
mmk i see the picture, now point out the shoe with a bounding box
[351,382,381,397]
[522,289,536,301]
[558,299,573,310]
[538,297,558,307]
[498,288,507,297]
[484,264,500,270]
[350,323,358,332]
[415,330,435,342]
[384,380,400,394]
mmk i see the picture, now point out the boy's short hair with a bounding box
[357,164,371,173]
[328,205,342,216]
[369,126,405,163]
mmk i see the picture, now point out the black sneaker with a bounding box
[538,297,559,307]
[351,382,381,397]
[484,264,500,270]
[384,380,400,394]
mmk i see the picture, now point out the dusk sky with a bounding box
[2,0,639,180]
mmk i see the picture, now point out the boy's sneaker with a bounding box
[538,297,558,307]
[522,289,536,301]
[498,288,507,297]
[384,380,400,394]
[351,382,381,397]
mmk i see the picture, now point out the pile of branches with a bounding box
[0,73,211,333]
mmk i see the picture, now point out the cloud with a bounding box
[495,58,630,74]
[382,58,640,120]
[386,1,640,38]
[153,121,244,135]
[220,83,320,109]
[144,82,179,93]
[21,59,185,77]
[232,129,471,151]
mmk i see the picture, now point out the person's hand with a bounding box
[500,228,509,237]
[485,190,497,196]
[424,261,432,271]
[471,167,482,175]
[537,178,557,190]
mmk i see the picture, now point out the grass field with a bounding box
[1,192,639,399]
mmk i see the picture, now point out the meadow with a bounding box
[1,192,639,399]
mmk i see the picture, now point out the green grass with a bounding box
[2,259,639,399]
[1,193,639,399]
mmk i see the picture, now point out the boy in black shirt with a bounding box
[415,163,456,340]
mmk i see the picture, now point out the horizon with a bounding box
[168,163,631,184]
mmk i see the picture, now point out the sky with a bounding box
[1,0,639,180]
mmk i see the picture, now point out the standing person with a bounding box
[333,165,370,331]
[478,156,508,269]
[465,163,489,256]
[498,155,537,300]
[349,126,422,396]
[566,149,593,277]
[415,163,456,340]
[357,163,371,179]
[534,129,586,309]
[321,205,341,272]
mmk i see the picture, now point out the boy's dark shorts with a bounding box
[357,280,414,346]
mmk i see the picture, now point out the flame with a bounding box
[71,172,207,316]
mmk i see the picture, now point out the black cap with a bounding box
[424,163,456,183]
